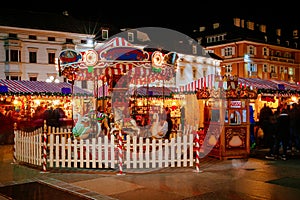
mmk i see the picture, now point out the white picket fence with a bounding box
[14,126,197,171]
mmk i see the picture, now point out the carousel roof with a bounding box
[134,86,176,97]
[0,79,92,96]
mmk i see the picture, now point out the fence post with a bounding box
[117,129,125,175]
[12,122,17,164]
[42,120,48,172]
[193,130,202,173]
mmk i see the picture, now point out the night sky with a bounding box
[6,1,300,33]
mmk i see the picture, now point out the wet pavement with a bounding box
[1,148,300,200]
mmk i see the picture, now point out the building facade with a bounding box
[0,9,116,90]
[0,10,222,93]
[193,17,300,83]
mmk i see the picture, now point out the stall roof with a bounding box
[178,76,300,93]
[0,79,92,96]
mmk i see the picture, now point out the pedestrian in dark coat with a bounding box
[275,108,290,160]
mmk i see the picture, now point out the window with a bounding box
[29,77,37,81]
[128,32,134,42]
[293,30,298,37]
[29,52,37,63]
[263,64,268,72]
[248,46,256,55]
[10,50,20,62]
[223,47,234,56]
[48,53,55,64]
[288,67,294,75]
[249,63,257,72]
[246,21,254,30]
[8,33,17,38]
[280,66,285,73]
[102,29,108,39]
[29,35,37,40]
[224,64,232,76]
[270,66,276,73]
[48,37,55,41]
[263,47,268,56]
[192,45,197,54]
[81,80,87,89]
[11,76,20,80]
[66,38,73,44]
[192,67,197,79]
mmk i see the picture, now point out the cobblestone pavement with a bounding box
[1,148,300,200]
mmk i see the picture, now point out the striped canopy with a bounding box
[76,37,176,85]
[178,76,300,93]
[0,79,92,96]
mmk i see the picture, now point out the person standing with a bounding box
[163,107,173,140]
[265,108,279,160]
[249,105,256,149]
[259,103,273,147]
[275,108,290,160]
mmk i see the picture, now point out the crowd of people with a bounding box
[258,101,300,160]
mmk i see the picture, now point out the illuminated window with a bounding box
[288,67,294,75]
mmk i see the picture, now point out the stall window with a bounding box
[229,110,241,125]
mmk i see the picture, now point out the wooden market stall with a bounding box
[0,79,92,133]
[197,76,257,160]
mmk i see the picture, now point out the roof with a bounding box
[0,80,92,96]
[179,77,300,93]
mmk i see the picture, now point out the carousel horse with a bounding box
[96,111,110,136]
[150,113,160,137]
[72,111,108,139]
[110,106,140,137]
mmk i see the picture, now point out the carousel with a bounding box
[58,36,180,139]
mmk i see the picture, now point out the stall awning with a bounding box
[178,77,300,94]
[0,79,92,96]
[177,74,215,92]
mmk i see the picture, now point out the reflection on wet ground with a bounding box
[0,181,92,200]
[1,148,300,200]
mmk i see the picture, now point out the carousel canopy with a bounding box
[132,86,176,97]
[72,37,176,85]
[0,79,92,96]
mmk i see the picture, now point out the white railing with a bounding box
[14,126,196,171]
[14,128,43,166]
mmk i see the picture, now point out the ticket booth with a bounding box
[198,78,257,160]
